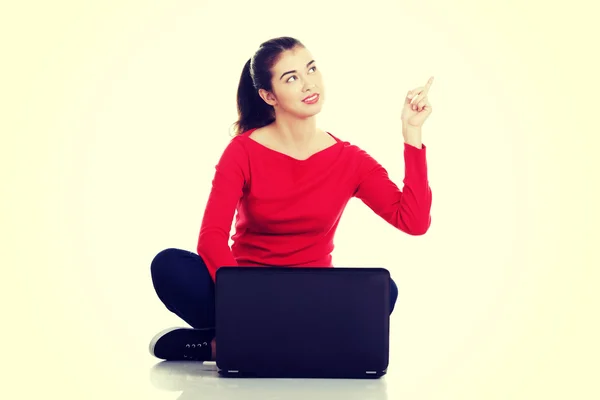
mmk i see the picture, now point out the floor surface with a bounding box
[149,360,391,399]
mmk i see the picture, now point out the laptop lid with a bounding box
[215,266,390,378]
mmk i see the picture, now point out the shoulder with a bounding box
[213,133,255,175]
[327,134,390,185]
[330,132,379,166]
[219,131,254,159]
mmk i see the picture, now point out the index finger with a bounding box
[425,76,434,89]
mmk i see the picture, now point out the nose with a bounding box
[303,77,316,92]
[303,79,316,91]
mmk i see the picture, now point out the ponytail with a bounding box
[231,58,275,136]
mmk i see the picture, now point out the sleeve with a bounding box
[353,142,432,235]
[196,138,248,281]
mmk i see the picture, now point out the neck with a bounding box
[273,113,318,149]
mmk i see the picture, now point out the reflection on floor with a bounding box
[149,360,389,400]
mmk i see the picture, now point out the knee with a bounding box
[390,279,398,299]
[390,278,398,311]
[150,248,181,281]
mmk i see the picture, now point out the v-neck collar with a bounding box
[242,128,343,162]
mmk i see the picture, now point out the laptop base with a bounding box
[217,368,387,379]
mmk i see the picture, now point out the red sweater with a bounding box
[197,128,432,281]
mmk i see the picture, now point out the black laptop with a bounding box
[214,266,390,378]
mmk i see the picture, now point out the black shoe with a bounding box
[149,327,215,361]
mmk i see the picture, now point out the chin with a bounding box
[306,106,323,116]
[296,110,322,120]
[299,101,325,118]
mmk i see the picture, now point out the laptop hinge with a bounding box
[366,371,377,374]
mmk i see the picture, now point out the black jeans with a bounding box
[151,248,399,330]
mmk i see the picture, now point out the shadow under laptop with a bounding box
[150,361,389,399]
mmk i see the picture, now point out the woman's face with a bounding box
[259,46,325,118]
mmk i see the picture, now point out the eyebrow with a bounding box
[280,60,316,80]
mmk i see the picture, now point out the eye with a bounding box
[286,66,317,83]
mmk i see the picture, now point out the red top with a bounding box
[197,128,432,281]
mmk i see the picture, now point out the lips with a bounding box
[302,93,319,103]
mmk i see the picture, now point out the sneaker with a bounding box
[149,327,215,361]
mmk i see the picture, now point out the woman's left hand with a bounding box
[401,76,434,128]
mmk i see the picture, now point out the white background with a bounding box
[2,0,598,398]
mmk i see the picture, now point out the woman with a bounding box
[149,36,434,362]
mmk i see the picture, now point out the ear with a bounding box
[258,88,277,106]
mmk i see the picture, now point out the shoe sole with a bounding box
[149,327,182,357]
[149,327,216,358]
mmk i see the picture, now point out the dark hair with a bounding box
[231,36,304,136]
